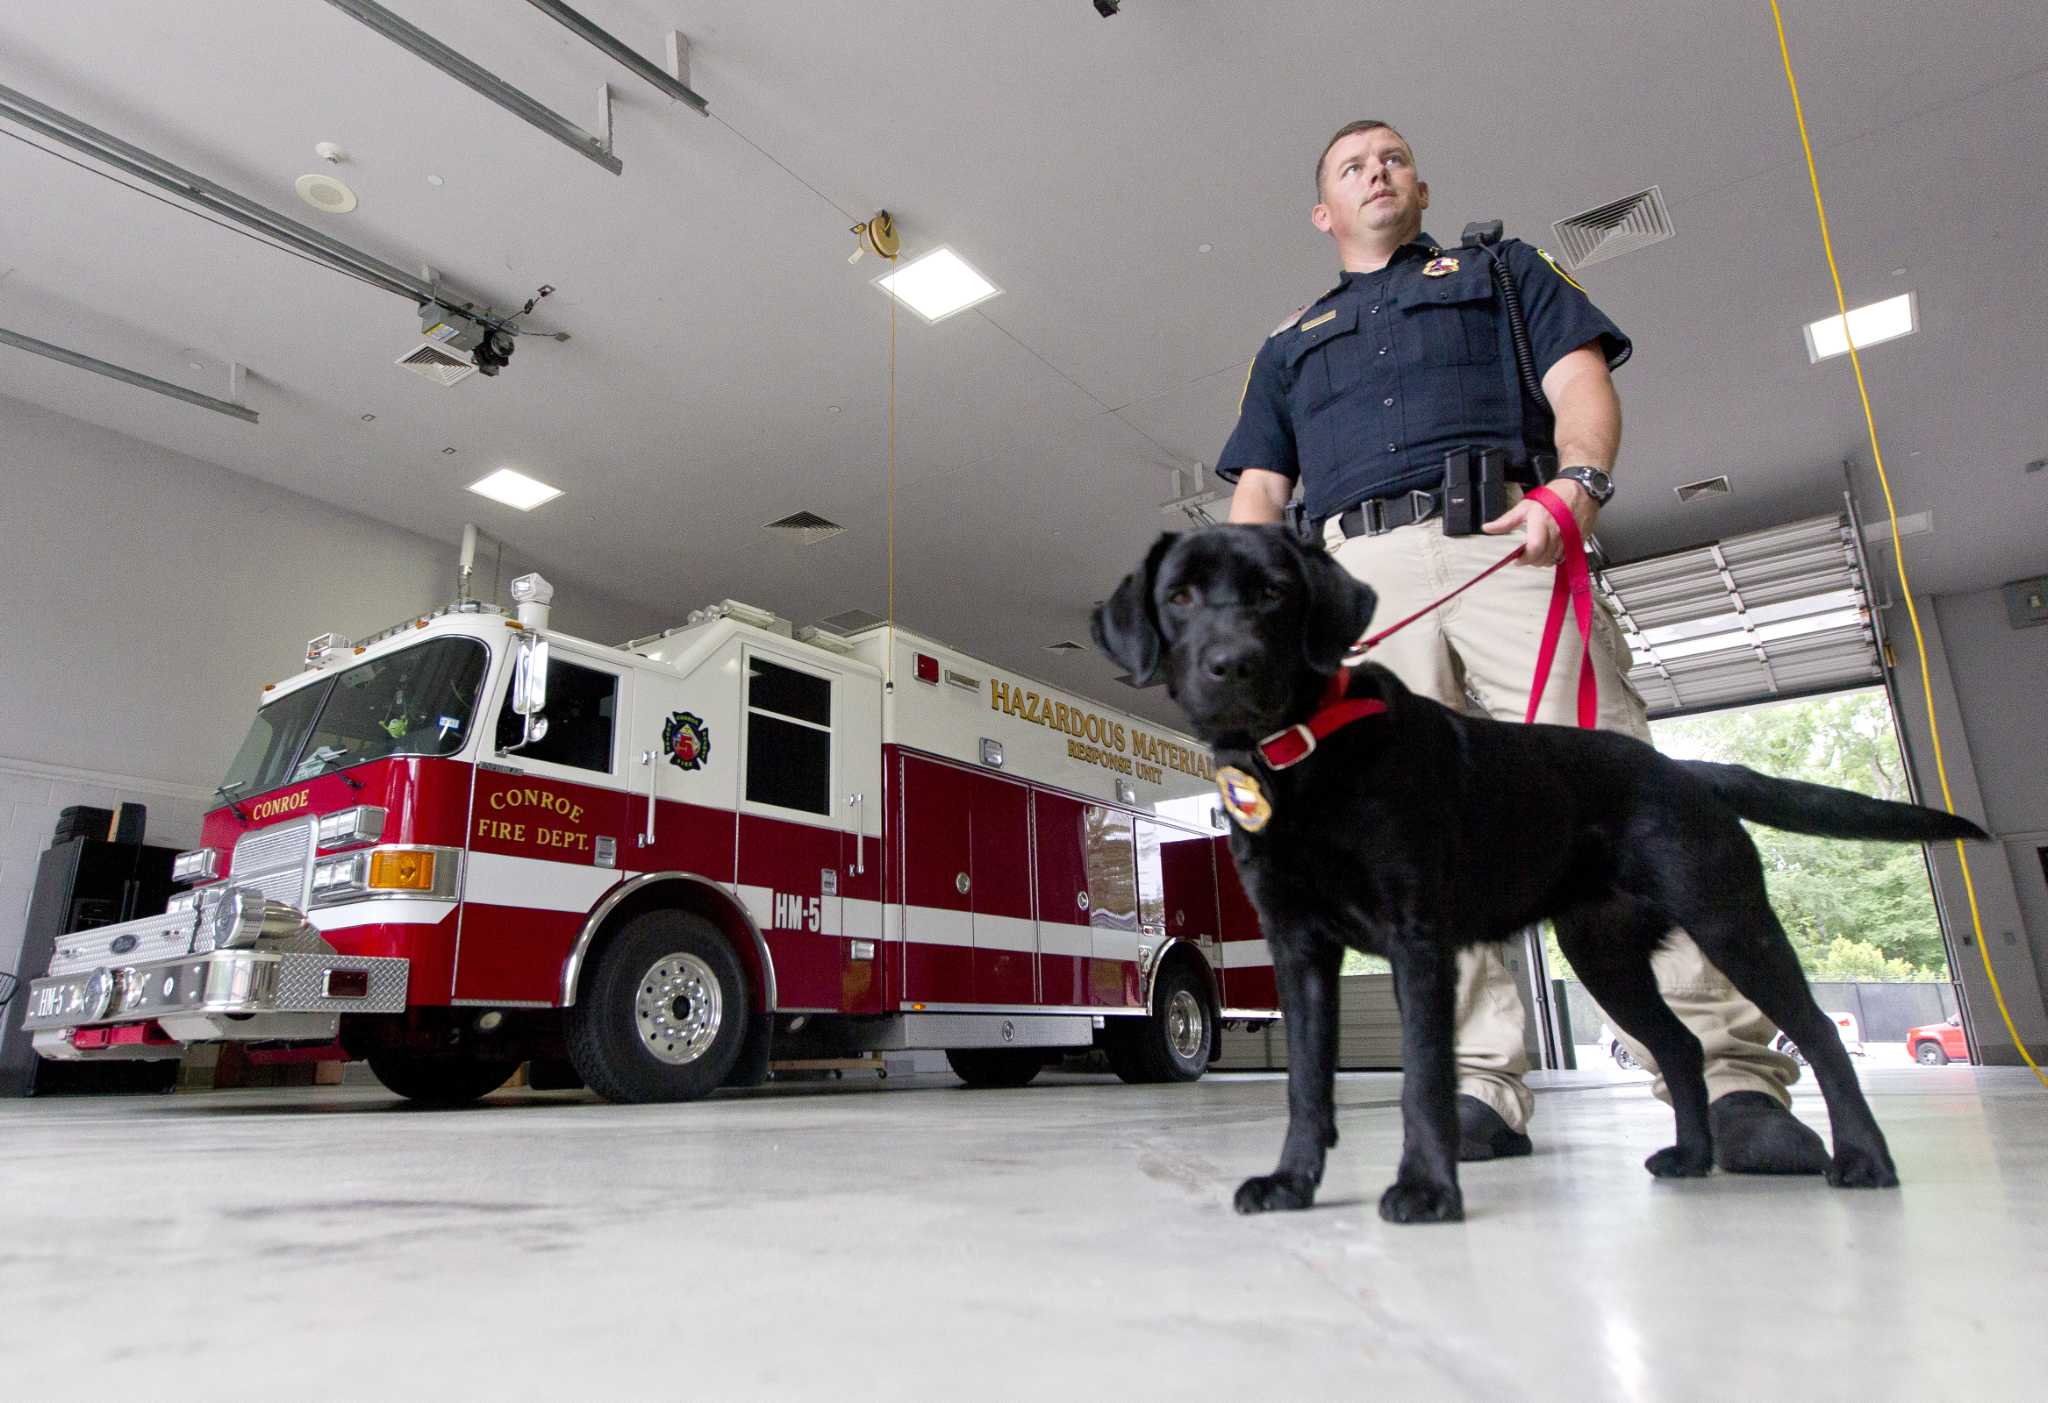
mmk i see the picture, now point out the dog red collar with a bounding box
[1257,673,1388,769]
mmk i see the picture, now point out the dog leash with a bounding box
[1339,484,1599,729]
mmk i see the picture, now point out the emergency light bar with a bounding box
[304,632,353,668]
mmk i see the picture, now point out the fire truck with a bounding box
[21,575,1280,1103]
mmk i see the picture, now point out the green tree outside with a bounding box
[1541,687,1949,983]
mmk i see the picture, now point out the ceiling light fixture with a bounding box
[1803,292,1916,362]
[874,247,1001,323]
[468,468,562,511]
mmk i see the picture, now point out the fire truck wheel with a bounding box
[1109,964,1213,1084]
[366,1052,520,1106]
[567,910,748,1103]
[944,1048,1045,1088]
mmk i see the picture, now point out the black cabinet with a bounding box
[0,839,181,1096]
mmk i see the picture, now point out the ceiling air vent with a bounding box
[764,510,847,546]
[1675,475,1731,504]
[1551,186,1672,271]
[814,608,886,636]
[396,342,477,387]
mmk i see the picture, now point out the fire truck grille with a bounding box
[230,818,317,909]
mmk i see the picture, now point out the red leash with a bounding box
[1280,485,1597,765]
[1518,486,1599,729]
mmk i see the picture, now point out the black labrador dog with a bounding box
[1092,525,1984,1224]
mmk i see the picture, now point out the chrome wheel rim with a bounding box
[634,952,723,1066]
[1165,988,1206,1062]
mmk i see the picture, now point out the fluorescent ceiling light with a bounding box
[1804,292,1916,362]
[874,247,1002,323]
[468,467,562,511]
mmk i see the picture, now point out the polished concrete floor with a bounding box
[1,1064,2040,1400]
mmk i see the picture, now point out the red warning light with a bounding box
[914,652,940,685]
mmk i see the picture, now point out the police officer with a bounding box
[1217,119,1828,1175]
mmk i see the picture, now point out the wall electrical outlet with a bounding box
[2001,576,2048,629]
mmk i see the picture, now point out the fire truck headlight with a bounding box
[368,850,437,891]
[171,848,220,884]
[317,806,387,849]
[312,854,366,896]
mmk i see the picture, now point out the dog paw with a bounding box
[1377,1179,1464,1224]
[1234,1173,1316,1214]
[1644,1145,1713,1179]
[1825,1145,1900,1189]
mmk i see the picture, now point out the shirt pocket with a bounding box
[1283,303,1363,411]
[1401,263,1498,367]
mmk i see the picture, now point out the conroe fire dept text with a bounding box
[987,677,1215,786]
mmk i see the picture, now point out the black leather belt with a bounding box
[1329,460,1543,539]
[1333,489,1442,539]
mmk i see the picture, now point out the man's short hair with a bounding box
[1314,120,1408,199]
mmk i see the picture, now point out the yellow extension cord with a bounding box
[886,249,897,691]
[1769,1,2047,1087]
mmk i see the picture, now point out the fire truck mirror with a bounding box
[500,636,552,755]
[512,636,551,716]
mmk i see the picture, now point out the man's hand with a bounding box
[1481,479,1597,568]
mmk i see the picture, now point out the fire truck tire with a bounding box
[566,910,749,1103]
[945,1048,1045,1088]
[1108,964,1212,1084]
[366,1053,520,1106]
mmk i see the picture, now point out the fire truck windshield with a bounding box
[218,638,490,798]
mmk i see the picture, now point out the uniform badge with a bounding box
[1422,256,1460,277]
[662,711,711,771]
[1216,765,1272,833]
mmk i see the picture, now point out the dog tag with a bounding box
[1216,766,1273,833]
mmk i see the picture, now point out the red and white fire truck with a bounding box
[22,576,1280,1102]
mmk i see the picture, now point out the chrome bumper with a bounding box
[23,898,408,1060]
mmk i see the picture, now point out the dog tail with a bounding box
[1687,762,1986,843]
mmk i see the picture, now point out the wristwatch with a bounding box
[1553,465,1615,505]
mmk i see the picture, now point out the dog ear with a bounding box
[1298,543,1378,673]
[1091,533,1179,685]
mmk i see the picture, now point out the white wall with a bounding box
[1883,579,2048,1064]
[0,393,669,974]
[1929,588,2048,1006]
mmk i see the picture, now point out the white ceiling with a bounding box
[3,1,2044,728]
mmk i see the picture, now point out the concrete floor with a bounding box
[1,1065,2040,1400]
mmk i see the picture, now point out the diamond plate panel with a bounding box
[272,954,409,1013]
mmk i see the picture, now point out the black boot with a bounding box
[1457,1093,1533,1161]
[1710,1091,1829,1174]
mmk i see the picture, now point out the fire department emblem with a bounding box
[1422,255,1460,277]
[1216,765,1272,833]
[662,711,711,771]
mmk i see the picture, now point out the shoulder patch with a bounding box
[1535,246,1588,294]
[1268,304,1309,338]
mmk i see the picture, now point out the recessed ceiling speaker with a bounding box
[295,172,359,214]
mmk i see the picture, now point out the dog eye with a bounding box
[1165,588,1194,607]
[1261,585,1288,605]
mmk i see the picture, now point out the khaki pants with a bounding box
[1326,512,1800,1132]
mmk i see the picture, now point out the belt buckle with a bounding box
[1409,488,1439,525]
[1362,498,1389,536]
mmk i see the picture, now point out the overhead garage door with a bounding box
[1602,511,1882,718]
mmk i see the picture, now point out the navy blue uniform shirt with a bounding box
[1216,234,1630,524]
